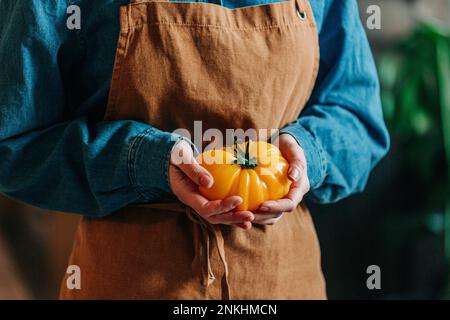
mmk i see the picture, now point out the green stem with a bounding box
[232,137,257,169]
[245,139,250,164]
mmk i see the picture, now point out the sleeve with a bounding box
[0,0,180,217]
[280,0,390,203]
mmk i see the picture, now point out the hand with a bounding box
[252,134,310,226]
[169,140,254,230]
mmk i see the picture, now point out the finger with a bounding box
[298,172,310,195]
[278,137,306,182]
[174,177,241,216]
[179,160,214,188]
[252,212,284,222]
[259,197,297,213]
[287,160,305,182]
[279,136,301,159]
[171,139,195,165]
[171,141,213,188]
[283,150,305,182]
[209,211,254,225]
[235,222,253,230]
[253,218,281,226]
[196,196,243,218]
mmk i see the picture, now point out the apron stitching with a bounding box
[129,21,313,31]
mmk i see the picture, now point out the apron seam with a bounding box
[127,21,315,31]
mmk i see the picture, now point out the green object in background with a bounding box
[435,27,450,297]
[436,35,450,170]
[378,21,450,298]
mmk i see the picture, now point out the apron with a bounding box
[60,0,325,300]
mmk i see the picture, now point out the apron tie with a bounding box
[185,206,231,300]
[132,202,231,299]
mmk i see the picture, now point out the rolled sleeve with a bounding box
[130,128,182,198]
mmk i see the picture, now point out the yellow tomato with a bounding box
[198,140,291,211]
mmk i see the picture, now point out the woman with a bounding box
[0,0,389,299]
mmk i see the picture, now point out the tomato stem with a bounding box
[245,139,250,163]
[233,137,258,169]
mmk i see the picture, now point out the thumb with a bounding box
[279,137,306,182]
[287,159,305,182]
[179,158,214,188]
[171,140,213,188]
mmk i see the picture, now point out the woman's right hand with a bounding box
[169,140,254,229]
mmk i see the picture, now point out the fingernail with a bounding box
[246,214,255,221]
[259,206,269,212]
[232,198,243,207]
[232,200,242,207]
[289,168,300,181]
[200,176,212,187]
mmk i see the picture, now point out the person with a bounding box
[0,0,390,299]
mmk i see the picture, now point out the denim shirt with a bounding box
[0,0,390,217]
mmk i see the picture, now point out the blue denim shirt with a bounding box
[0,0,390,216]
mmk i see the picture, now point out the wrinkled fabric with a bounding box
[0,0,389,217]
[60,0,326,300]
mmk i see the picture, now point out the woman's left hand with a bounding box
[251,133,310,226]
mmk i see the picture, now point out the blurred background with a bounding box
[0,0,449,299]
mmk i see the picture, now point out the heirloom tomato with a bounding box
[198,139,291,211]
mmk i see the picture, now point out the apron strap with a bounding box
[185,206,231,300]
[132,202,232,300]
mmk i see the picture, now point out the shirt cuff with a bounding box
[279,124,327,190]
[128,127,183,199]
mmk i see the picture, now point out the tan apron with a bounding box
[60,0,325,300]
